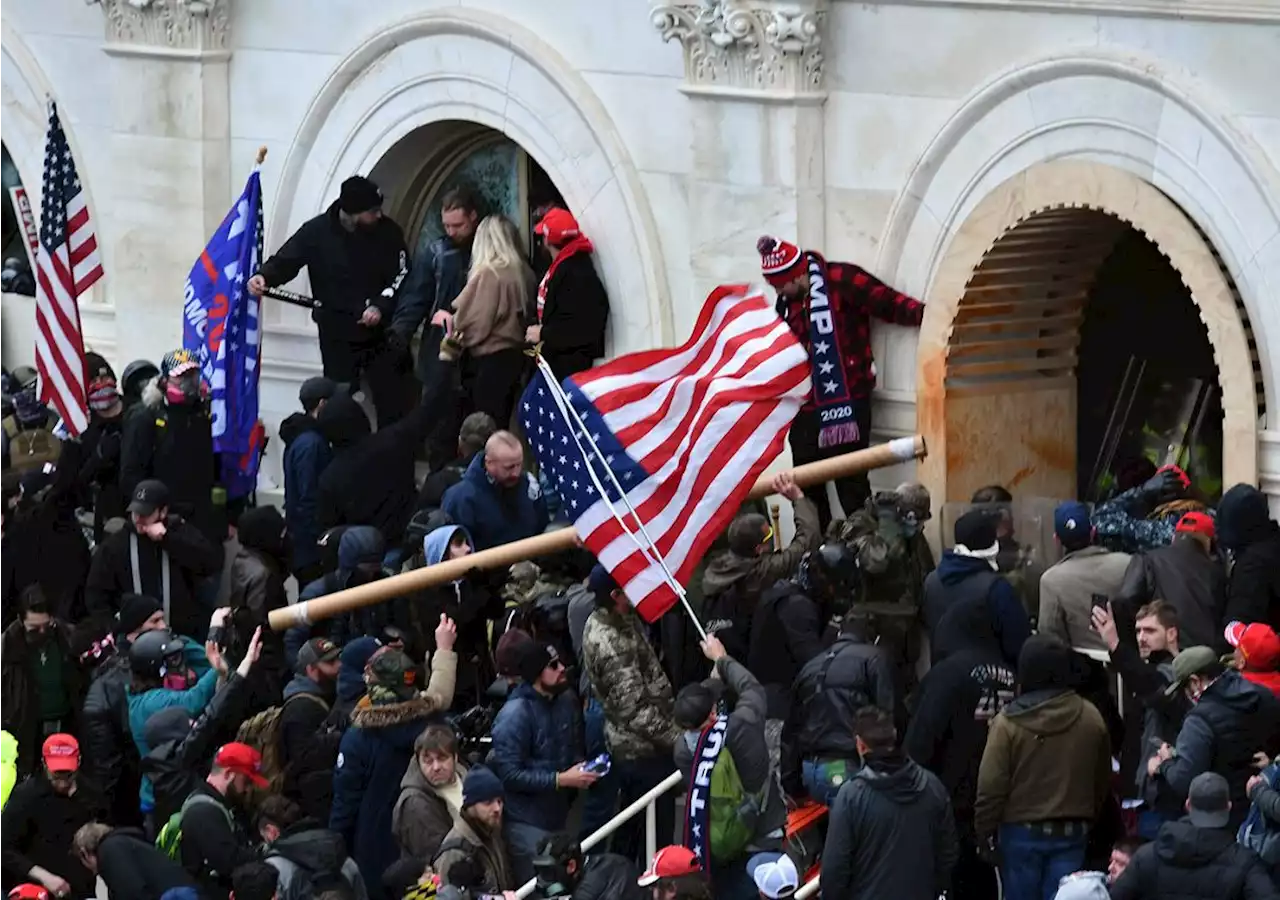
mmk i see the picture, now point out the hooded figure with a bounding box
[975,636,1112,900]
[925,509,1030,668]
[418,523,494,709]
[287,526,390,666]
[1218,483,1280,631]
[331,645,457,899]
[263,813,367,900]
[315,389,437,553]
[227,505,291,697]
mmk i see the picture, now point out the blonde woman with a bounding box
[445,214,535,425]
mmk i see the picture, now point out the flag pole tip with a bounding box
[255,146,267,165]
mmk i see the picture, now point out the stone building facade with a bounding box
[3,0,1279,518]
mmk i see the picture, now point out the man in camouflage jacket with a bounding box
[580,566,681,862]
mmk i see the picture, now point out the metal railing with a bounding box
[796,874,822,898]
[513,769,685,899]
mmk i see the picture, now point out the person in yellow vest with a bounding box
[1,730,17,810]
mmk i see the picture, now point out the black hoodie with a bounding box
[1111,818,1276,900]
[1219,483,1280,631]
[315,391,435,546]
[820,751,958,900]
[265,818,365,900]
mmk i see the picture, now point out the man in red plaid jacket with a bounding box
[758,235,925,526]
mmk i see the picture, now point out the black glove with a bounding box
[385,329,408,355]
[1139,469,1184,503]
[975,834,1000,868]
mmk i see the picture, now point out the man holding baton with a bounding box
[249,175,411,427]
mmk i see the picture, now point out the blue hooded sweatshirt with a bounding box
[441,455,550,551]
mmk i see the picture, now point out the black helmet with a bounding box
[121,360,160,399]
[129,629,186,678]
[806,542,860,597]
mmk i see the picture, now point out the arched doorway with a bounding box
[367,120,566,277]
[917,161,1262,510]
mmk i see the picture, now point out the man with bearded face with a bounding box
[277,637,341,771]
[249,174,412,428]
[442,430,550,552]
[0,587,83,779]
[1,734,104,899]
[120,349,224,547]
[178,742,271,898]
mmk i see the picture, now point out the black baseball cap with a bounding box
[128,479,170,516]
[299,376,338,413]
[296,637,341,672]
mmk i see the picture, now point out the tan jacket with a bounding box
[452,265,531,356]
[434,811,515,891]
[1038,546,1131,654]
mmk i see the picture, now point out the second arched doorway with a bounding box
[916,161,1262,514]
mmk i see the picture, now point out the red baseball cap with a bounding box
[1225,621,1280,670]
[41,733,80,773]
[213,742,270,788]
[638,845,702,887]
[1176,511,1215,539]
[534,208,581,245]
[8,885,51,900]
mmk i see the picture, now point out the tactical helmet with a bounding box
[128,629,186,678]
[120,360,160,402]
[804,542,860,605]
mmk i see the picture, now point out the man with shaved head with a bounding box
[443,430,550,551]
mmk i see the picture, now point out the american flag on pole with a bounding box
[34,101,103,436]
[521,283,811,622]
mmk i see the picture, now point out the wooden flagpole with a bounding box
[268,435,926,631]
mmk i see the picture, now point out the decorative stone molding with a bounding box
[651,1,827,97]
[87,0,230,56]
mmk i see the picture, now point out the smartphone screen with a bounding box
[1091,593,1109,611]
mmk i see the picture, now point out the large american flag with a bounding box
[521,283,811,622]
[34,101,103,436]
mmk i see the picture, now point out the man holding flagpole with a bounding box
[248,175,411,428]
[757,235,925,528]
[32,101,104,438]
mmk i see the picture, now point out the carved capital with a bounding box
[87,0,230,54]
[651,1,827,96]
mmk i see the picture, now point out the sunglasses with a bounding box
[546,658,566,671]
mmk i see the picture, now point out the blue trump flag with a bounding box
[182,170,264,499]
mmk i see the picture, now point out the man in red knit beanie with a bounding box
[757,235,925,526]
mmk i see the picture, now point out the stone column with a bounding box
[88,0,232,363]
[652,0,828,310]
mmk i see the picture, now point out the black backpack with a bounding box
[702,577,759,663]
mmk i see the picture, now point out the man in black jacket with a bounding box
[527,207,610,382]
[316,389,437,561]
[1,734,105,899]
[73,822,199,900]
[1092,599,1188,836]
[85,479,223,641]
[1110,771,1274,900]
[0,587,83,778]
[250,175,411,428]
[532,832,642,900]
[180,742,269,898]
[747,542,857,720]
[389,185,477,469]
[1218,483,1280,632]
[1117,511,1224,651]
[1150,647,1280,830]
[789,612,896,805]
[904,598,1014,900]
[81,593,173,827]
[821,706,958,900]
[278,637,340,770]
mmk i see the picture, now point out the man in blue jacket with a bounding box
[442,431,550,552]
[279,376,336,586]
[488,640,596,884]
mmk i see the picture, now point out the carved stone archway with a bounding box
[917,160,1259,508]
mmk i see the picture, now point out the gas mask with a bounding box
[533,857,577,898]
[164,370,207,406]
[160,652,196,690]
[873,492,904,544]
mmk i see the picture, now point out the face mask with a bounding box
[164,372,206,405]
[161,657,196,691]
[25,629,50,647]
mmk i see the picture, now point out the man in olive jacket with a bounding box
[975,635,1111,900]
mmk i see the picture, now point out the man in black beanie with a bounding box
[249,174,413,427]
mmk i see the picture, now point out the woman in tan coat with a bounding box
[444,214,534,427]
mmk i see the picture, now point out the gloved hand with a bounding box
[1139,467,1188,503]
[975,834,1001,868]
[385,329,408,355]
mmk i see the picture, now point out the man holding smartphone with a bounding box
[1039,501,1132,654]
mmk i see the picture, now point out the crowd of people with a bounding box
[5,169,1280,900]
